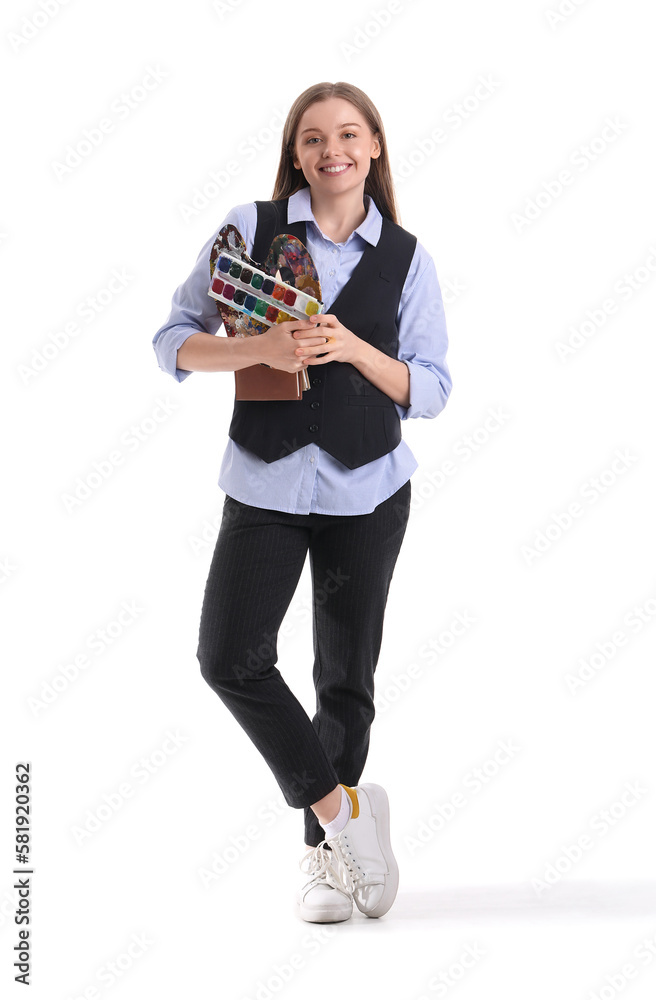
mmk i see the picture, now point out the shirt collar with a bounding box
[287,186,383,246]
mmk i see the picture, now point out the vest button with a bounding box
[310,401,320,409]
[309,424,319,432]
[311,378,321,386]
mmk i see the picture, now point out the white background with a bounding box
[3,0,656,997]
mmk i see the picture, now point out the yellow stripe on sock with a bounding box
[339,784,359,819]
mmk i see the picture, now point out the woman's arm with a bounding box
[176,330,264,373]
[177,321,326,375]
[347,341,411,407]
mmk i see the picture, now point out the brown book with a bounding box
[235,364,307,400]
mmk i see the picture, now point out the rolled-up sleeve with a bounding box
[394,244,452,421]
[152,203,256,382]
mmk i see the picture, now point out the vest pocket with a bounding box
[346,395,395,407]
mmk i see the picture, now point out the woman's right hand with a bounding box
[256,320,328,373]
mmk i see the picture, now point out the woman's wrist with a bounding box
[350,340,410,407]
[176,330,265,373]
[230,331,267,369]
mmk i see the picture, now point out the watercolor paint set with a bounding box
[208,251,324,328]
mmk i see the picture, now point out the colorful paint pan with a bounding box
[208,249,324,329]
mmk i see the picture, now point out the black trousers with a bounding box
[196,478,411,847]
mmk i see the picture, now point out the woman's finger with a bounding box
[294,336,333,349]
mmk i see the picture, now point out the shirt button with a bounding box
[310,400,320,409]
[309,424,319,432]
[329,269,335,276]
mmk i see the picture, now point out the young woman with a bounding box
[153,81,452,923]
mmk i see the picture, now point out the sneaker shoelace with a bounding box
[299,842,353,898]
[326,832,369,893]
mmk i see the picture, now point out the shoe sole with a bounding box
[297,900,352,923]
[355,783,399,918]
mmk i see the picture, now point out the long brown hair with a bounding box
[271,82,400,225]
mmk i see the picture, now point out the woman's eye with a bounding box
[306,133,357,144]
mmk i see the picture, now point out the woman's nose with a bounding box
[322,138,342,158]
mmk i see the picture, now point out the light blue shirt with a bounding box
[152,188,452,515]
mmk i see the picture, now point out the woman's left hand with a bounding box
[292,314,361,366]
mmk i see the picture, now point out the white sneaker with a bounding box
[327,783,399,919]
[296,843,353,923]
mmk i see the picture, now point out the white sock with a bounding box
[322,786,352,840]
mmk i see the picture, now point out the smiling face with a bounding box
[292,97,381,197]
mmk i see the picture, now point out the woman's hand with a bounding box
[292,314,361,366]
[294,313,362,365]
[256,319,329,373]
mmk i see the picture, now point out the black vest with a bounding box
[227,196,417,470]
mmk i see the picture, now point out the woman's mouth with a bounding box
[319,164,352,175]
